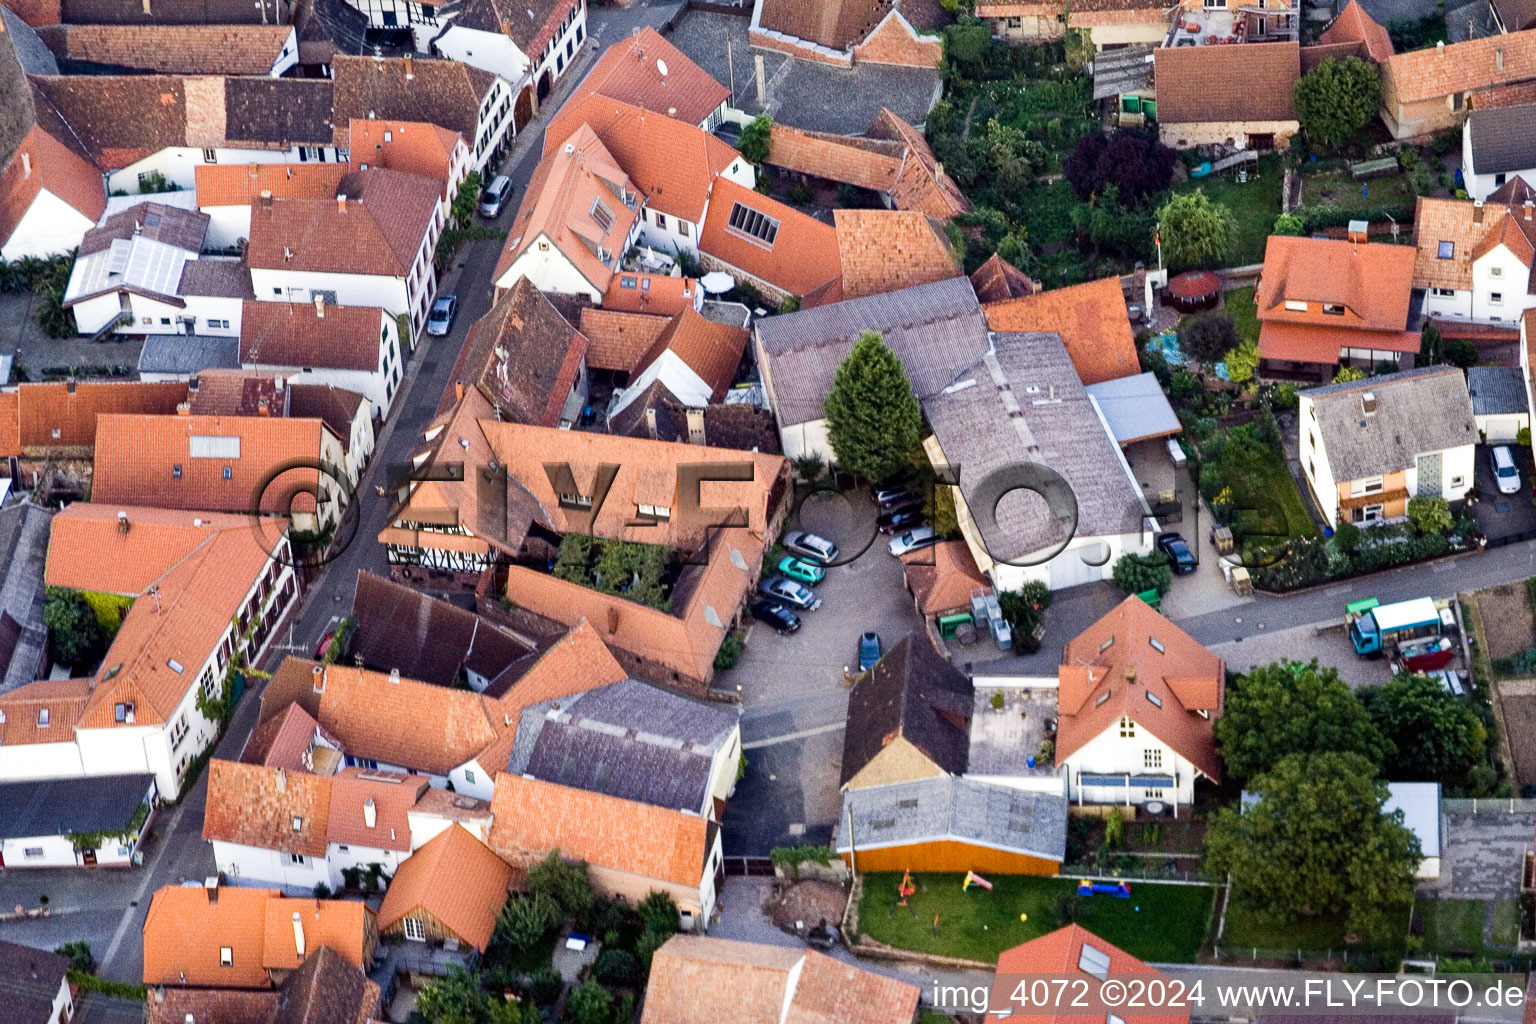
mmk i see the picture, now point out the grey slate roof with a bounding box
[508,678,737,815]
[1302,366,1477,482]
[178,260,256,299]
[1467,104,1536,175]
[3,7,58,76]
[0,503,53,695]
[1091,44,1153,100]
[224,78,335,147]
[755,275,988,426]
[925,331,1146,562]
[0,772,153,839]
[835,776,1068,862]
[840,633,972,788]
[138,334,241,376]
[1085,371,1181,444]
[0,940,69,1024]
[1467,365,1528,417]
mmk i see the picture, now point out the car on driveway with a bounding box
[1155,532,1196,574]
[858,632,882,671]
[782,530,838,564]
[751,599,801,633]
[878,491,924,514]
[1492,445,1523,495]
[888,526,938,557]
[478,174,513,218]
[877,508,926,534]
[425,295,458,336]
[777,555,825,585]
[871,479,914,505]
[759,576,822,611]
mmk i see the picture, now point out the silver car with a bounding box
[758,576,821,611]
[425,295,458,337]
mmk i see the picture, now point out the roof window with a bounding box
[726,202,779,245]
[1437,241,1454,259]
[1149,637,1165,653]
[1079,943,1111,979]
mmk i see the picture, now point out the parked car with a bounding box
[1155,532,1196,575]
[425,295,458,336]
[782,530,838,565]
[871,479,913,505]
[315,630,335,659]
[888,526,938,557]
[758,576,822,611]
[1491,445,1522,495]
[858,632,882,671]
[877,508,926,534]
[777,555,825,585]
[878,491,924,514]
[478,174,513,218]
[751,599,801,633]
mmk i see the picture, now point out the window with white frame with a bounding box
[404,917,427,941]
[1350,475,1384,496]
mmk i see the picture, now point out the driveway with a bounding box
[719,494,927,855]
[1471,443,1536,544]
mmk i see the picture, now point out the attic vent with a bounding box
[1361,392,1377,416]
[896,798,919,809]
[869,818,896,830]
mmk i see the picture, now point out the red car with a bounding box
[315,631,335,659]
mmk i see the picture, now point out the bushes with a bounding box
[593,948,640,986]
[1111,552,1172,596]
[1407,496,1452,534]
[1254,516,1475,591]
[713,632,742,671]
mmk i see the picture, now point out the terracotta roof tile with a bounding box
[494,124,639,295]
[867,108,971,218]
[1256,235,1416,332]
[698,176,842,301]
[90,412,326,515]
[347,118,463,188]
[240,701,338,771]
[259,899,372,973]
[765,123,904,194]
[784,946,923,1023]
[325,767,427,852]
[40,24,296,75]
[970,252,1038,303]
[203,759,331,857]
[634,306,749,399]
[0,677,90,746]
[579,308,670,372]
[834,209,961,299]
[601,272,700,315]
[900,540,988,616]
[236,301,387,373]
[147,988,276,1024]
[1258,321,1419,362]
[30,75,189,170]
[1152,42,1300,124]
[330,56,495,149]
[1414,195,1536,292]
[1318,0,1393,62]
[195,163,350,209]
[248,169,439,278]
[982,276,1139,385]
[0,121,106,249]
[1384,30,1536,104]
[488,773,710,888]
[987,924,1188,1024]
[1057,596,1224,782]
[758,0,889,50]
[15,380,185,453]
[376,824,511,951]
[448,276,588,427]
[542,95,741,224]
[564,27,728,128]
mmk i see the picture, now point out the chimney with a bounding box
[336,194,347,214]
[1525,200,1532,222]
[292,912,306,959]
[686,407,706,445]
[312,663,324,692]
[176,402,191,416]
[257,400,270,417]
[188,375,200,393]
[204,877,218,902]
[259,190,273,210]
[66,379,76,394]
[1474,199,1485,224]
[275,767,287,793]
[1437,39,1445,56]
[363,798,377,828]
[404,54,414,79]
[389,668,400,684]
[454,380,465,403]
[314,294,325,318]
[1362,391,1377,416]
[644,406,658,439]
[117,510,129,534]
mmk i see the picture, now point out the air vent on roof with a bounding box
[870,818,896,830]
[1361,391,1377,416]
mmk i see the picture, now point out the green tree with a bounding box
[738,115,773,165]
[1446,337,1478,368]
[1406,495,1453,534]
[638,889,679,935]
[44,587,104,669]
[450,170,483,229]
[566,980,613,1024]
[1363,673,1487,785]
[1292,57,1383,147]
[1272,213,1305,236]
[1155,190,1236,272]
[1214,660,1389,783]
[823,331,923,480]
[54,941,94,973]
[415,967,487,1024]
[524,850,594,921]
[1332,366,1367,383]
[1420,320,1443,365]
[634,926,671,970]
[593,948,640,986]
[1110,552,1172,596]
[1180,314,1239,364]
[494,892,559,953]
[1206,751,1420,936]
[1224,338,1260,385]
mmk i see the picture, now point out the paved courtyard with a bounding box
[1210,621,1395,686]
[1472,443,1536,544]
[1428,808,1536,899]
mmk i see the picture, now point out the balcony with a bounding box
[1164,3,1297,46]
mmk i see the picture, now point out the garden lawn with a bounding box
[1173,156,1282,267]
[1417,898,1520,954]
[1221,897,1409,963]
[1300,170,1417,217]
[1221,287,1259,347]
[857,873,1214,963]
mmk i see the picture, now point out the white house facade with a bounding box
[1,189,96,262]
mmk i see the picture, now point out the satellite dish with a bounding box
[656,58,669,78]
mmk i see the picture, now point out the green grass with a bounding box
[1174,156,1283,266]
[1417,898,1521,954]
[1221,286,1259,347]
[1222,897,1409,963]
[1300,169,1417,215]
[1249,460,1319,543]
[857,873,1214,964]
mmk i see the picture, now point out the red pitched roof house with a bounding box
[1152,41,1301,151]
[376,823,512,952]
[981,276,1140,385]
[606,306,749,418]
[446,276,589,428]
[699,176,844,308]
[987,924,1190,1024]
[1381,30,1536,140]
[1057,596,1224,811]
[750,0,943,70]
[563,27,729,130]
[1254,234,1419,382]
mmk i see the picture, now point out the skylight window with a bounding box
[1079,943,1111,979]
[1149,637,1166,653]
[1146,690,1163,708]
[727,202,779,245]
[590,198,614,233]
[1437,240,1454,259]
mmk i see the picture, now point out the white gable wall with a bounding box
[1062,718,1198,805]
[2,190,95,261]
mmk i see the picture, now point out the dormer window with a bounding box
[558,492,593,510]
[637,503,670,521]
[291,816,304,832]
[1283,300,1307,312]
[1322,303,1344,315]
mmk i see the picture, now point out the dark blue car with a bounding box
[858,632,882,672]
[1156,532,1196,574]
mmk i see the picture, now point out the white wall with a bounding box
[433,26,531,84]
[246,310,401,419]
[1471,243,1536,322]
[0,739,85,780]
[1462,122,1536,202]
[448,760,495,801]
[611,351,714,415]
[1478,410,1530,441]
[203,204,253,251]
[1422,287,1473,321]
[326,841,407,887]
[496,234,603,300]
[470,76,519,174]
[2,190,95,261]
[636,208,700,259]
[987,532,1146,594]
[253,269,410,321]
[1299,393,1340,526]
[1063,720,1198,806]
[107,145,345,196]
[72,279,245,338]
[213,839,332,892]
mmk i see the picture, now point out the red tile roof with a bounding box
[867,108,972,219]
[970,252,1038,303]
[0,121,106,250]
[347,118,464,196]
[1256,235,1416,333]
[563,28,728,128]
[987,924,1189,1024]
[376,824,511,951]
[1318,0,1393,62]
[203,759,332,858]
[1152,42,1300,124]
[247,169,439,278]
[238,300,387,373]
[1384,30,1536,104]
[447,275,588,427]
[194,162,350,208]
[0,677,90,747]
[766,124,904,195]
[601,272,701,315]
[834,209,962,299]
[1258,321,1420,362]
[579,308,671,372]
[698,176,842,301]
[634,306,749,400]
[13,380,186,454]
[982,276,1140,385]
[325,767,428,852]
[1057,596,1224,782]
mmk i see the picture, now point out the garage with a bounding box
[1468,366,1529,442]
[1048,542,1109,590]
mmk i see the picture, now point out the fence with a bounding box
[1443,797,1536,813]
[1208,945,1389,969]
[723,856,775,877]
